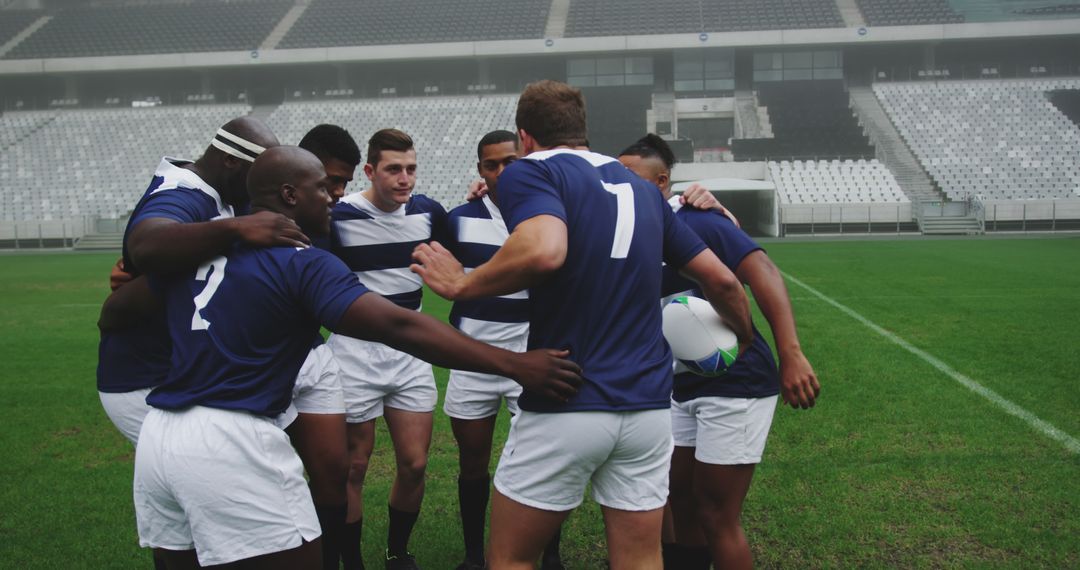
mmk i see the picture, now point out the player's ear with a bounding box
[657,172,670,192]
[363,162,375,180]
[281,183,298,206]
[476,161,483,176]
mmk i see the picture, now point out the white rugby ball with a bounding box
[662,296,739,376]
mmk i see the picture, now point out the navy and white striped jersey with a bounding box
[498,149,707,413]
[98,158,233,393]
[329,192,448,310]
[445,196,529,343]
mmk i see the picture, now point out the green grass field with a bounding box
[1,237,1078,569]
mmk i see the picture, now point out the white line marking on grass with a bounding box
[782,271,1080,455]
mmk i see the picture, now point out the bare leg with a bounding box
[345,420,377,523]
[383,407,433,513]
[601,506,664,570]
[694,462,756,570]
[289,412,349,506]
[487,489,570,570]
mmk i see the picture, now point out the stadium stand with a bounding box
[0,10,41,48]
[277,0,550,48]
[1014,3,1080,16]
[565,0,842,37]
[0,104,249,221]
[874,79,1080,201]
[732,80,874,162]
[1049,89,1080,127]
[770,159,908,204]
[4,1,290,59]
[265,95,518,206]
[0,110,56,152]
[855,0,964,26]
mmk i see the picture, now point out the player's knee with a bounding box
[458,450,490,480]
[346,454,370,484]
[396,455,428,484]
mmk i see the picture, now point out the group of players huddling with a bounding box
[96,80,820,570]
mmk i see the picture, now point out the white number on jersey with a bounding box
[191,256,228,331]
[602,182,636,259]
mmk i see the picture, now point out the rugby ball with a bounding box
[662,296,739,376]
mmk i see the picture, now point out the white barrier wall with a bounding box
[780,202,913,224]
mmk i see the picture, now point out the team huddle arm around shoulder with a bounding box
[736,251,820,408]
[333,293,582,402]
[128,211,309,274]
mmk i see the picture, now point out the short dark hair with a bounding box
[515,80,588,148]
[366,128,414,166]
[618,134,677,171]
[298,124,361,167]
[477,130,518,160]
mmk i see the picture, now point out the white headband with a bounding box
[210,128,266,162]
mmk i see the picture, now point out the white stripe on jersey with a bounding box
[335,213,433,248]
[354,267,422,296]
[149,157,231,218]
[457,215,508,248]
[525,148,619,167]
[457,316,529,344]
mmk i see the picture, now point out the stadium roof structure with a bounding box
[0,17,1079,75]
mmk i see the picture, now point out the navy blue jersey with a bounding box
[329,193,448,310]
[661,199,780,401]
[445,196,529,333]
[498,149,707,413]
[147,245,369,416]
[98,158,233,394]
[96,318,171,393]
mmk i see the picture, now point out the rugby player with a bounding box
[443,130,565,570]
[325,129,448,569]
[134,146,583,569]
[97,116,294,448]
[412,80,754,570]
[619,134,820,569]
[282,123,361,570]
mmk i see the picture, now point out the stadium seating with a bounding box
[565,0,842,37]
[278,0,549,49]
[265,95,518,207]
[0,110,56,152]
[4,1,289,59]
[732,80,874,161]
[856,0,964,26]
[0,10,41,48]
[874,79,1080,201]
[770,159,908,204]
[1048,89,1080,128]
[0,105,249,221]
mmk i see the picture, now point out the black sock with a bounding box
[542,525,563,565]
[458,474,490,564]
[661,542,679,570]
[341,518,364,570]
[316,504,347,570]
[681,544,711,570]
[387,505,420,557]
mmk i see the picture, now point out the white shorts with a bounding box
[444,319,527,420]
[493,409,673,512]
[99,388,154,446]
[326,334,437,424]
[670,395,778,465]
[134,407,321,566]
[293,344,345,415]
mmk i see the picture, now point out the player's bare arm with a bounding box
[127,211,309,274]
[97,275,160,333]
[335,292,582,402]
[412,214,567,301]
[679,248,755,354]
[735,250,820,409]
[109,257,134,291]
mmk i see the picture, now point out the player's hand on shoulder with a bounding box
[233,210,310,248]
[779,349,820,409]
[513,349,583,403]
[465,179,488,202]
[680,184,740,227]
[410,241,466,300]
[109,257,134,291]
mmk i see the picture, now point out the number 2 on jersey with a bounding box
[191,256,227,330]
[603,182,636,259]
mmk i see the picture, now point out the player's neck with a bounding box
[361,187,402,213]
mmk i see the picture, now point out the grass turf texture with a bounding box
[0,237,1077,568]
